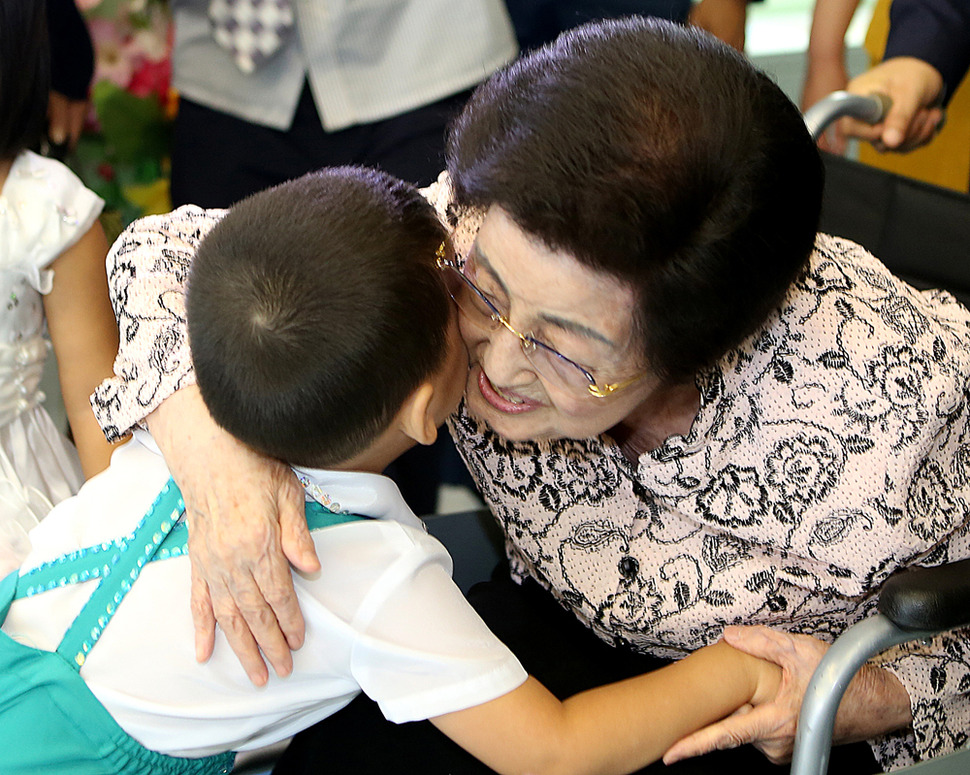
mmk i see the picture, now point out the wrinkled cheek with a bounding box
[457,316,486,355]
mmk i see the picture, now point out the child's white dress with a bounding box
[0,150,104,572]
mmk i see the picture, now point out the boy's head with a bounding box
[187,166,464,469]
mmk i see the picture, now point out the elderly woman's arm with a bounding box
[90,208,314,685]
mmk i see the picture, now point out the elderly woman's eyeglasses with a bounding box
[435,245,641,398]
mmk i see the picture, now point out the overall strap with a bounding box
[149,498,368,561]
[14,480,368,671]
[55,479,185,669]
[15,481,185,602]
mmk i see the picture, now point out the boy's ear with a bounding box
[398,381,439,446]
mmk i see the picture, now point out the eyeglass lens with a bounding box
[441,263,595,393]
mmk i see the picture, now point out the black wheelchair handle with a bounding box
[878,557,970,632]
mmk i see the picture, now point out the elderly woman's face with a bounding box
[458,207,657,442]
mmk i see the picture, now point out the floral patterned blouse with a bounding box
[91,202,970,771]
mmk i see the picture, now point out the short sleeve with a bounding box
[90,206,224,441]
[0,151,103,293]
[350,536,527,723]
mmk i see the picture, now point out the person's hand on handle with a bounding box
[663,625,912,765]
[146,385,319,685]
[844,56,945,151]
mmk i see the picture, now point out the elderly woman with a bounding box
[91,17,969,774]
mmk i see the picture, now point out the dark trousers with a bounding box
[171,84,478,515]
[170,82,472,208]
[273,564,881,775]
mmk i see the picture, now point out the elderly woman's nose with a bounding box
[481,326,535,383]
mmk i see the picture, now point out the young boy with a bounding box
[0,168,779,774]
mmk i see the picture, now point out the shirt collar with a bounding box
[134,430,426,533]
[290,465,427,532]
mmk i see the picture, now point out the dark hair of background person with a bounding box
[447,16,824,384]
[187,166,452,468]
[47,0,95,102]
[0,0,50,159]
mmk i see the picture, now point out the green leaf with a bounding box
[92,81,171,165]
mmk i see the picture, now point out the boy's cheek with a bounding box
[443,327,471,415]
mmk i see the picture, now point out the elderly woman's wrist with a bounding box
[834,665,912,743]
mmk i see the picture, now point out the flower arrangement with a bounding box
[74,0,175,236]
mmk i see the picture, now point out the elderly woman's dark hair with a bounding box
[0,0,50,159]
[446,16,824,383]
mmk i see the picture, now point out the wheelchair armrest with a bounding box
[878,558,970,632]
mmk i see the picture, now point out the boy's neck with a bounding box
[319,433,419,477]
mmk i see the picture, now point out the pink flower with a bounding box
[88,17,137,88]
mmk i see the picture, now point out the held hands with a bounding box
[663,625,912,765]
[147,386,319,685]
[843,57,946,152]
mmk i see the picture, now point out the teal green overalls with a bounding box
[0,479,363,774]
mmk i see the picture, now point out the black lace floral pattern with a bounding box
[448,235,970,770]
[90,206,224,440]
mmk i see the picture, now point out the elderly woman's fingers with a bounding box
[186,498,299,683]
[189,569,217,664]
[278,472,322,577]
[721,625,913,746]
[663,703,755,763]
[146,385,316,683]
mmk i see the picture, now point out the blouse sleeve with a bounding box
[89,206,225,442]
[870,629,970,768]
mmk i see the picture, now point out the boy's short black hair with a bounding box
[447,16,824,383]
[0,0,50,159]
[187,167,451,468]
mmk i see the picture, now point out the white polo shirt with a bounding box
[2,432,526,757]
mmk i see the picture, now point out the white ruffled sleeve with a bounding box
[0,150,103,293]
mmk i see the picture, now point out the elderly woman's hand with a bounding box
[146,385,319,685]
[663,625,912,765]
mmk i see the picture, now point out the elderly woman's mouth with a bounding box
[477,367,541,413]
